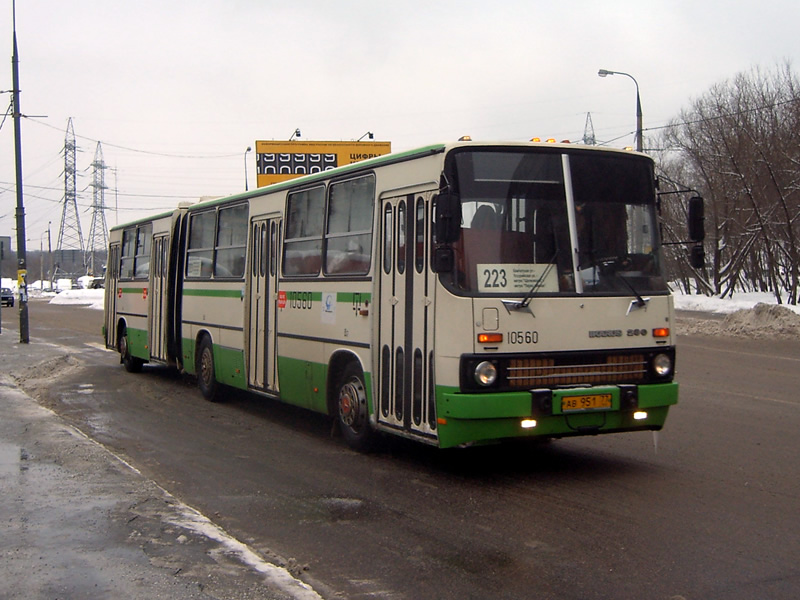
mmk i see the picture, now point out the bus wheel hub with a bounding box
[339,381,363,427]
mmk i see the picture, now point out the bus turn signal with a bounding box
[478,333,503,344]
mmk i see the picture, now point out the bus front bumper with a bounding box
[434,382,678,449]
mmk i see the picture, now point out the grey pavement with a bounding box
[0,316,323,600]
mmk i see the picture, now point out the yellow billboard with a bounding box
[255,140,391,187]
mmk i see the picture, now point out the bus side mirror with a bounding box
[435,193,461,244]
[688,196,705,242]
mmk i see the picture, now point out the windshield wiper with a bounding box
[503,253,558,313]
[616,271,650,314]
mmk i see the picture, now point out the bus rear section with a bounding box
[104,210,183,372]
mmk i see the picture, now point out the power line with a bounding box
[24,116,242,159]
[0,181,202,200]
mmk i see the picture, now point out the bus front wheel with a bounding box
[336,363,376,452]
[196,336,220,402]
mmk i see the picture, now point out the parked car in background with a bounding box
[1,287,14,307]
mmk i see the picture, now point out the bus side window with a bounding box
[120,228,136,280]
[215,204,248,278]
[325,175,375,275]
[383,204,393,274]
[186,211,215,278]
[283,187,324,276]
[133,223,152,279]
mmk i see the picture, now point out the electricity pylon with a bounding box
[86,142,108,276]
[55,118,84,277]
[583,112,596,146]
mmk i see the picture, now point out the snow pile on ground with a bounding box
[677,303,800,339]
[48,289,105,311]
[673,292,800,339]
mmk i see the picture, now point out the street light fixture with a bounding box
[244,146,251,191]
[597,68,643,152]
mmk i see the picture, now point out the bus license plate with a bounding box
[561,393,613,412]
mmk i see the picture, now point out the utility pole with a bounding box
[11,0,29,343]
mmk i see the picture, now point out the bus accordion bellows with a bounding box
[104,140,697,451]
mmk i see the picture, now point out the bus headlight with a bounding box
[652,353,672,377]
[474,361,498,386]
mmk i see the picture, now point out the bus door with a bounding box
[148,234,170,362]
[104,243,121,350]
[247,216,281,392]
[378,193,438,442]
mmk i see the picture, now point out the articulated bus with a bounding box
[104,141,697,450]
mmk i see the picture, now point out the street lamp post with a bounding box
[244,146,251,191]
[47,221,52,291]
[597,69,643,152]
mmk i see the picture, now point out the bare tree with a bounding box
[657,62,800,304]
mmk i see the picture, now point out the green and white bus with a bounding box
[104,141,698,450]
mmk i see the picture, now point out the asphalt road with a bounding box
[11,299,800,599]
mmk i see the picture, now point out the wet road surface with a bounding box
[4,298,800,599]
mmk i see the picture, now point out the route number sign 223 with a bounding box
[477,263,559,293]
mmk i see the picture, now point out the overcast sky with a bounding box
[1,0,799,249]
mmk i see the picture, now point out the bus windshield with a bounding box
[445,148,668,296]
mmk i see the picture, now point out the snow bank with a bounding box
[673,291,800,338]
[49,289,105,311]
[673,290,800,316]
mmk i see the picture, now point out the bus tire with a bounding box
[119,327,143,373]
[196,336,220,402]
[336,362,376,452]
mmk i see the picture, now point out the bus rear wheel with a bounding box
[119,328,143,373]
[336,363,376,452]
[196,336,220,402]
